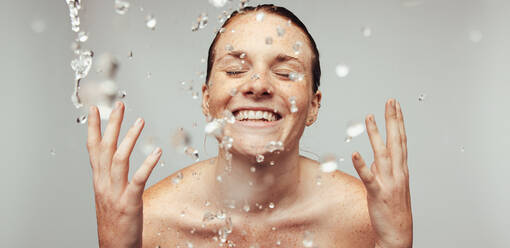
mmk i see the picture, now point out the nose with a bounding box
[238,73,274,99]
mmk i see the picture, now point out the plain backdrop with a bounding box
[1,0,509,247]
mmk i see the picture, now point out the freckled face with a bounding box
[202,12,321,158]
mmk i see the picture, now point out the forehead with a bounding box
[213,11,313,64]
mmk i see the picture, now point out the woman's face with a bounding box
[202,11,321,158]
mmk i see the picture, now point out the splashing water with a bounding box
[256,12,265,22]
[191,13,208,32]
[114,0,130,15]
[346,121,365,139]
[145,14,157,30]
[293,41,302,55]
[265,141,284,153]
[319,154,339,173]
[265,37,273,45]
[289,96,298,113]
[335,64,350,78]
[209,0,228,8]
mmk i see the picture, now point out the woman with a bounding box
[86,4,413,248]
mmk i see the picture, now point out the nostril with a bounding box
[262,91,270,96]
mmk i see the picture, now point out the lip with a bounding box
[230,107,283,129]
[233,118,282,128]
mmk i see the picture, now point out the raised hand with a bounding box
[351,99,413,248]
[87,101,162,248]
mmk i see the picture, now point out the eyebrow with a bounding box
[216,50,304,68]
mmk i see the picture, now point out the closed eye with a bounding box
[226,71,246,76]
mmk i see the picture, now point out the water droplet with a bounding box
[220,136,234,150]
[70,50,93,80]
[251,73,260,81]
[209,0,228,8]
[171,128,191,150]
[276,26,285,36]
[191,13,208,32]
[289,96,298,113]
[145,14,157,30]
[160,161,165,167]
[118,90,127,99]
[256,154,264,163]
[190,228,196,234]
[268,202,275,208]
[223,110,235,124]
[184,146,199,161]
[269,161,275,166]
[205,118,225,138]
[335,64,350,78]
[76,114,87,124]
[229,88,238,96]
[128,51,133,59]
[203,211,216,222]
[265,141,284,153]
[320,154,339,173]
[50,148,56,156]
[276,240,281,246]
[288,72,304,82]
[243,204,250,212]
[346,121,365,138]
[216,175,223,182]
[218,27,226,33]
[469,30,483,43]
[114,0,130,15]
[205,200,211,207]
[293,41,302,55]
[256,12,265,22]
[344,136,352,143]
[172,172,183,184]
[271,226,277,231]
[250,166,256,173]
[31,19,46,34]
[225,44,234,51]
[302,231,314,247]
[316,175,322,186]
[418,93,426,102]
[460,146,465,152]
[265,37,273,45]
[361,26,372,37]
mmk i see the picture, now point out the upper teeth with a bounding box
[234,110,277,121]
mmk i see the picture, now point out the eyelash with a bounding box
[226,71,245,76]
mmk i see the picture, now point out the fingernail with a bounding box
[134,117,142,126]
[152,147,161,155]
[391,99,395,107]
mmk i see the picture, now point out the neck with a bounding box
[208,144,303,215]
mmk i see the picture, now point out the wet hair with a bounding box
[205,4,321,93]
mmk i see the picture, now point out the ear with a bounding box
[306,90,322,126]
[201,84,210,117]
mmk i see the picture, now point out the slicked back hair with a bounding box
[205,4,321,93]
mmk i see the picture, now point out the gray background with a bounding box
[1,0,509,247]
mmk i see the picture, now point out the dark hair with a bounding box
[205,4,321,93]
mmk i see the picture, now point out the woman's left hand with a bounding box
[351,99,413,248]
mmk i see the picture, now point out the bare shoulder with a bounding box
[300,156,376,247]
[141,158,215,248]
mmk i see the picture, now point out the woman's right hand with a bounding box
[86,101,162,248]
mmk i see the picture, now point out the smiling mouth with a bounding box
[232,110,282,122]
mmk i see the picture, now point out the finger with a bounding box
[111,117,145,195]
[86,106,101,175]
[102,101,125,154]
[385,99,403,177]
[396,101,408,175]
[125,147,162,206]
[365,113,392,178]
[352,152,377,192]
